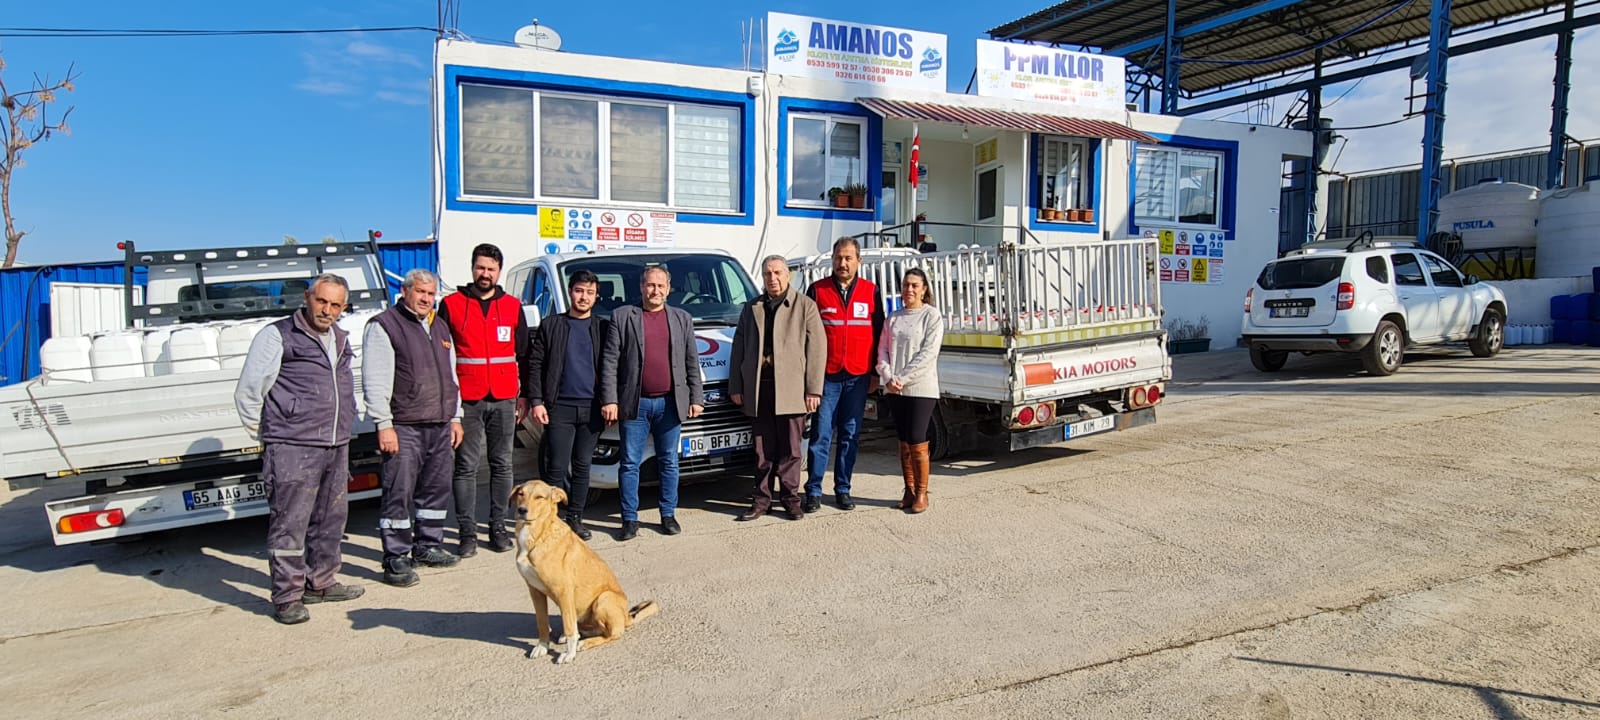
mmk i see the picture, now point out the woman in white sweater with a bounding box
[875,268,945,513]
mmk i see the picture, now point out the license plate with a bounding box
[681,430,753,458]
[1270,307,1310,318]
[1065,415,1117,440]
[184,481,267,511]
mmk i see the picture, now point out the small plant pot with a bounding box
[1081,209,1095,223]
[850,193,866,209]
[1067,209,1085,222]
[1168,338,1211,354]
[833,194,850,208]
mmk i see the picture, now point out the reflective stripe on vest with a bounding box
[442,291,521,401]
[811,278,877,375]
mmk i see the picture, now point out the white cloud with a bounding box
[295,35,428,105]
[374,90,428,106]
[346,40,425,68]
[294,78,357,96]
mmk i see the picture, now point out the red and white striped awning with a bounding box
[855,97,1156,144]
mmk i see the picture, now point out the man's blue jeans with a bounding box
[618,395,682,522]
[806,372,869,497]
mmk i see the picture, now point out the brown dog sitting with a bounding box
[509,480,659,663]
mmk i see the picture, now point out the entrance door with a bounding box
[975,164,1002,247]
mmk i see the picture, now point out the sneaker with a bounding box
[835,493,855,511]
[413,546,460,568]
[802,495,822,514]
[302,582,364,604]
[273,601,310,625]
[660,516,682,535]
[457,532,478,559]
[488,525,514,553]
[382,556,420,588]
[618,521,639,541]
[567,516,593,541]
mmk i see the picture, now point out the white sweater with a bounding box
[875,305,945,399]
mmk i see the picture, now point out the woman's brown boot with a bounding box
[897,442,916,509]
[909,442,931,513]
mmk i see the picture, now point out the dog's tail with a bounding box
[626,600,660,626]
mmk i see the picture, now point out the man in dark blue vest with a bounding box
[235,273,365,625]
[363,269,465,587]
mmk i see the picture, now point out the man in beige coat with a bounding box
[730,255,826,521]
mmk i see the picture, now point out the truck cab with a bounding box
[502,249,760,490]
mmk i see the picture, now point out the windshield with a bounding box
[557,254,757,325]
[1257,257,1345,290]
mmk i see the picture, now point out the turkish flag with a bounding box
[909,133,920,188]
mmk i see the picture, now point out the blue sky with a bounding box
[2,2,1594,265]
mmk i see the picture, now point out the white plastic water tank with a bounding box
[1535,180,1600,278]
[142,328,174,376]
[1437,178,1539,251]
[39,335,93,384]
[90,331,148,381]
[168,325,222,374]
[218,319,271,369]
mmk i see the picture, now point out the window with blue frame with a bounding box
[1035,136,1092,214]
[1134,145,1225,227]
[458,83,742,212]
[786,112,867,208]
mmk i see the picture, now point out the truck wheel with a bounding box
[1362,320,1404,376]
[927,404,952,462]
[1249,345,1288,372]
[1469,309,1504,358]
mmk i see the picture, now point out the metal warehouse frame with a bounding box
[990,0,1599,248]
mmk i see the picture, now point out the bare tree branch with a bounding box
[1,57,78,267]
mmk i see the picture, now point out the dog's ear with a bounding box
[552,487,569,507]
[508,483,525,506]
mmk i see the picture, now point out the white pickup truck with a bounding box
[501,248,761,491]
[0,241,392,545]
[794,237,1170,459]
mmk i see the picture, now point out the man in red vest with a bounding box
[805,237,884,513]
[438,243,528,556]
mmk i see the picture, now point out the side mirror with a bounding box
[1465,274,1479,285]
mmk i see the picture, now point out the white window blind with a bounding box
[610,103,668,204]
[1134,147,1176,222]
[540,96,599,199]
[460,85,535,198]
[674,105,739,210]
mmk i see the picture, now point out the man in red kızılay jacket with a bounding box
[804,236,884,514]
[437,243,528,556]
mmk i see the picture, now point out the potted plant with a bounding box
[827,186,849,208]
[1067,209,1084,222]
[845,182,869,209]
[1165,315,1211,354]
[1082,208,1096,223]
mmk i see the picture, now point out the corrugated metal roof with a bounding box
[989,0,1565,93]
[855,98,1158,143]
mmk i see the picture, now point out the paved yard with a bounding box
[1,346,1596,719]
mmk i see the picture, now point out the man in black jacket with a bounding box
[525,269,609,540]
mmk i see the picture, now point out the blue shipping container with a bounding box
[0,241,438,388]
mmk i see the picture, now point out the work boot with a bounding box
[801,495,822,514]
[273,601,309,625]
[457,528,478,559]
[567,513,592,541]
[488,523,514,553]
[897,442,916,510]
[835,493,855,511]
[302,582,364,604]
[909,442,931,514]
[660,516,682,535]
[618,521,640,541]
[413,546,460,568]
[382,556,420,587]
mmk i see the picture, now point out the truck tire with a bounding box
[1249,345,1288,372]
[927,404,952,462]
[1469,308,1504,358]
[1361,320,1404,376]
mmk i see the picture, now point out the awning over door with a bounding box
[855,97,1157,144]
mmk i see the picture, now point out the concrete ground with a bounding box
[1,346,1596,719]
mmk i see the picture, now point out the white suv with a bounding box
[1241,236,1508,375]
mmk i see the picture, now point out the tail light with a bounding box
[1336,282,1355,311]
[1016,406,1035,426]
[57,508,126,535]
[1034,403,1053,424]
[1244,288,1254,312]
[1129,384,1165,409]
[348,473,380,492]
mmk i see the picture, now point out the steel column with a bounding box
[1417,0,1452,244]
[1161,0,1181,114]
[1304,51,1324,245]
[1547,0,1575,188]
